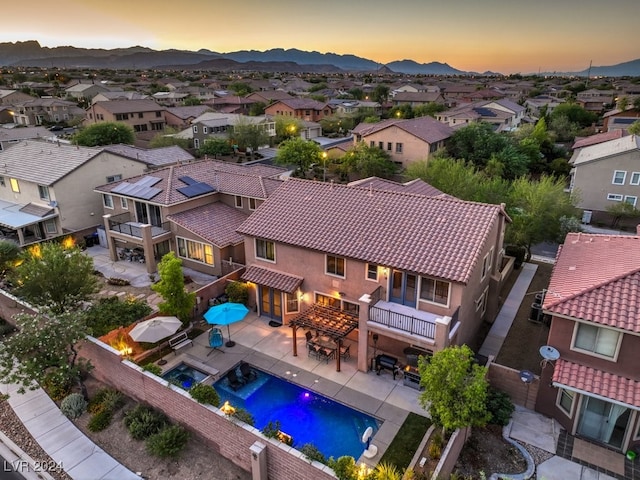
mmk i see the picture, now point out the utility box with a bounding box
[250,441,267,480]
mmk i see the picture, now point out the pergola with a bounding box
[288,304,359,372]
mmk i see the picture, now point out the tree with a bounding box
[418,345,490,434]
[550,103,597,128]
[606,201,640,228]
[371,84,390,104]
[11,241,99,314]
[183,96,202,106]
[405,156,484,201]
[228,82,253,96]
[151,252,196,323]
[342,142,397,179]
[274,137,323,176]
[0,311,91,396]
[0,239,20,277]
[616,96,629,111]
[628,120,640,135]
[446,122,510,169]
[148,127,190,149]
[199,138,232,158]
[73,122,135,146]
[229,120,270,156]
[274,115,303,142]
[248,101,266,116]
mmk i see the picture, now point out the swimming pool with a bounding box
[162,363,208,389]
[214,364,381,460]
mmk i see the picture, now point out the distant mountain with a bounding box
[160,57,344,74]
[576,58,640,77]
[385,59,467,75]
[223,48,379,71]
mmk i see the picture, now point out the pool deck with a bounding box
[157,312,425,467]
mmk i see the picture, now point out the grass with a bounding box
[379,412,431,471]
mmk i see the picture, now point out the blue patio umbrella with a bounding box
[204,303,249,347]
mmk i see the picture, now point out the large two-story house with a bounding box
[436,99,525,132]
[264,99,333,122]
[86,100,166,133]
[186,112,276,150]
[236,178,510,373]
[536,233,640,455]
[12,98,84,126]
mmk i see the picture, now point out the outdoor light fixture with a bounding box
[220,401,236,416]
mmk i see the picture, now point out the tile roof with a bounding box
[572,130,626,150]
[103,144,194,167]
[0,126,51,142]
[241,265,303,293]
[543,233,640,332]
[237,179,506,283]
[165,105,212,120]
[570,135,640,166]
[167,202,247,247]
[92,99,165,113]
[0,140,102,185]
[96,160,284,205]
[347,177,445,197]
[553,358,640,408]
[352,116,453,144]
[273,98,330,110]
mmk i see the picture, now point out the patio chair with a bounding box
[207,328,225,356]
[307,342,320,358]
[318,346,335,364]
[226,369,245,391]
[239,362,257,383]
[339,344,350,360]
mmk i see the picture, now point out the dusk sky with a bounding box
[2,0,637,74]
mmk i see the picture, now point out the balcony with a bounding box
[107,213,170,239]
[368,300,437,340]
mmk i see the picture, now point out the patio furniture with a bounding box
[239,362,257,383]
[375,354,399,379]
[318,346,335,364]
[168,331,193,354]
[226,369,245,391]
[339,344,350,360]
[307,342,320,358]
[207,328,225,356]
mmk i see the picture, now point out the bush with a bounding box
[232,408,255,426]
[146,425,189,458]
[428,431,444,460]
[327,456,358,480]
[124,404,168,440]
[261,420,281,439]
[88,409,113,432]
[60,393,88,419]
[299,443,326,464]
[188,384,220,406]
[505,245,526,269]
[101,389,124,412]
[225,281,248,304]
[486,387,515,426]
[84,296,152,337]
[107,277,130,286]
[41,372,72,401]
[142,363,162,376]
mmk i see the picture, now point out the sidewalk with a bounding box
[0,382,141,480]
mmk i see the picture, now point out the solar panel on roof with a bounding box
[178,176,198,186]
[473,107,497,117]
[177,182,215,198]
[111,176,163,200]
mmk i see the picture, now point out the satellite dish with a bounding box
[539,345,560,361]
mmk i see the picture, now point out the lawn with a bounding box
[379,412,431,471]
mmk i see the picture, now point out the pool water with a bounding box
[162,363,208,389]
[214,365,380,460]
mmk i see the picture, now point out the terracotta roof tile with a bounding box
[237,179,506,283]
[347,177,446,197]
[167,203,247,247]
[241,265,303,293]
[352,116,453,144]
[543,233,640,332]
[553,359,640,408]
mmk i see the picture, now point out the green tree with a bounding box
[628,120,640,135]
[11,242,98,314]
[413,102,446,118]
[548,114,579,143]
[228,82,253,96]
[148,127,190,149]
[446,122,510,169]
[550,103,597,128]
[183,97,202,106]
[73,122,135,147]
[274,115,303,142]
[248,101,266,116]
[616,96,629,111]
[343,142,397,179]
[199,138,232,158]
[418,345,490,434]
[0,311,91,396]
[371,84,390,104]
[606,201,640,228]
[229,120,270,156]
[506,175,578,259]
[0,239,20,277]
[274,137,323,176]
[151,252,196,323]
[347,87,364,100]
[406,156,483,201]
[634,97,640,111]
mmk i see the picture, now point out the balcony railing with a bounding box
[108,213,170,239]
[368,304,436,340]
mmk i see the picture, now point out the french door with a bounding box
[259,286,282,323]
[389,270,417,307]
[577,396,630,450]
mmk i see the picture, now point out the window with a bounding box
[315,293,340,308]
[0,176,4,187]
[631,172,640,185]
[419,277,450,305]
[285,292,299,314]
[38,185,50,201]
[121,197,128,209]
[607,193,623,201]
[395,143,403,153]
[194,138,200,149]
[176,237,214,265]
[326,255,345,277]
[44,219,57,234]
[612,170,626,185]
[249,198,257,210]
[481,248,494,279]
[203,126,208,134]
[106,174,122,183]
[625,196,637,207]
[115,113,129,121]
[557,389,574,416]
[572,323,620,359]
[10,178,19,193]
[378,141,383,149]
[255,239,275,262]
[342,301,359,315]
[193,125,198,134]
[366,263,378,281]
[103,194,114,209]
[387,142,392,151]
[235,196,243,208]
[370,141,375,148]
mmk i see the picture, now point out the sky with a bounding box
[2,0,637,74]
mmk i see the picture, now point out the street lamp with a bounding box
[321,152,328,182]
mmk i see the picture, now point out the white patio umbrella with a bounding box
[128,316,183,343]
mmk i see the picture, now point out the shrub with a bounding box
[328,456,358,480]
[84,296,152,337]
[60,393,87,419]
[374,462,402,480]
[428,431,444,460]
[261,420,281,439]
[107,277,130,286]
[299,443,326,464]
[88,409,113,432]
[41,372,72,401]
[225,281,248,304]
[101,389,124,413]
[142,363,162,376]
[486,387,515,426]
[189,384,220,406]
[146,425,189,458]
[124,404,168,440]
[232,408,255,426]
[505,245,526,269]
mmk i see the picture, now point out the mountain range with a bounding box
[0,41,638,77]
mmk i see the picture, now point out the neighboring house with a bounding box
[86,100,166,133]
[536,233,640,455]
[237,178,510,373]
[0,126,51,151]
[392,92,446,107]
[0,140,150,244]
[64,83,109,102]
[568,135,640,225]
[12,98,84,126]
[297,120,322,140]
[352,116,454,167]
[576,89,616,113]
[151,91,189,107]
[95,160,286,274]
[245,90,294,105]
[164,105,213,130]
[186,112,276,150]
[0,89,34,106]
[603,108,640,133]
[204,95,256,115]
[330,100,382,117]
[101,144,196,169]
[524,95,565,118]
[91,91,149,104]
[264,99,333,122]
[436,99,525,131]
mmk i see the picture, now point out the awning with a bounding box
[552,358,640,410]
[289,303,359,339]
[0,200,57,229]
[241,265,302,294]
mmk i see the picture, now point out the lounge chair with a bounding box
[226,369,245,391]
[207,328,225,356]
[239,362,257,383]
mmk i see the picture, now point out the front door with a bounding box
[259,286,282,324]
[577,396,630,450]
[389,270,417,307]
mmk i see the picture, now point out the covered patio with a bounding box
[289,303,359,372]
